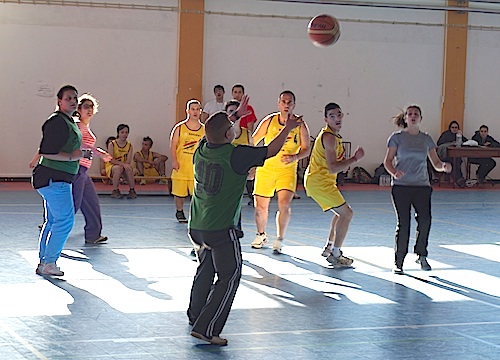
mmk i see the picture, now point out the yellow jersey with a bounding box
[171,121,205,180]
[260,113,301,170]
[305,125,344,184]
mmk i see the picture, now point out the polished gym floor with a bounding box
[1,181,499,359]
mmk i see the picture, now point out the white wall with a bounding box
[1,0,500,178]
[203,0,444,173]
[0,1,178,177]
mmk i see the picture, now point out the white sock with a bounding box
[333,247,341,258]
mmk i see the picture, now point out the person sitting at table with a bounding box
[469,125,499,183]
[437,120,467,187]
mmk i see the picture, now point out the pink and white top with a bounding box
[77,121,96,169]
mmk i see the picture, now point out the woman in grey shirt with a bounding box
[383,105,451,274]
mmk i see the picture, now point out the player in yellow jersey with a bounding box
[304,103,364,267]
[170,99,205,223]
[106,124,137,199]
[251,90,311,254]
[134,136,168,185]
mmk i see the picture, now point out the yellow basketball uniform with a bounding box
[232,126,250,146]
[304,125,346,210]
[171,121,205,197]
[254,113,301,197]
[135,150,159,177]
[105,140,132,178]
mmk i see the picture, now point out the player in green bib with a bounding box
[187,96,302,346]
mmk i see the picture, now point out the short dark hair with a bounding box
[117,124,129,134]
[205,111,231,143]
[232,84,245,93]
[57,85,78,99]
[143,136,153,146]
[480,125,489,131]
[324,102,341,117]
[224,100,240,112]
[186,99,201,110]
[214,85,225,92]
[279,90,295,103]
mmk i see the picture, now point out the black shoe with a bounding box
[455,178,466,188]
[85,236,108,244]
[176,210,188,223]
[416,255,432,271]
[392,267,404,275]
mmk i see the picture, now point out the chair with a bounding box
[466,159,494,186]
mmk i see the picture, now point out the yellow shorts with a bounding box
[254,165,297,198]
[105,163,113,178]
[172,179,194,197]
[305,176,346,211]
[143,167,160,177]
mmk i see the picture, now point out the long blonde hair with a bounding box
[391,104,422,128]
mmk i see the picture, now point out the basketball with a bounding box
[307,14,341,48]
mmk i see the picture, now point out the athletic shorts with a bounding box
[305,176,346,211]
[172,179,194,197]
[254,165,297,198]
[143,167,160,177]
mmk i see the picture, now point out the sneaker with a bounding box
[85,235,108,244]
[176,210,188,223]
[272,239,283,254]
[416,255,432,271]
[466,179,477,187]
[111,189,124,199]
[190,331,228,346]
[140,179,147,185]
[321,245,332,257]
[37,263,64,276]
[127,189,137,199]
[35,263,43,275]
[247,199,254,206]
[455,177,466,188]
[251,233,268,249]
[159,178,168,185]
[326,252,354,268]
[392,267,404,275]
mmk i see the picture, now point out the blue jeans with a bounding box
[37,181,75,264]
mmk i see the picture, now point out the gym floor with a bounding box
[1,181,499,359]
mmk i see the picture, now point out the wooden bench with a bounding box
[91,175,172,195]
[91,175,170,182]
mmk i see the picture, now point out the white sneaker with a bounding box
[251,233,268,249]
[37,263,64,276]
[272,239,283,254]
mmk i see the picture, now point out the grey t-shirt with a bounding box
[387,130,436,186]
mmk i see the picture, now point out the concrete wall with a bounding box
[1,0,499,178]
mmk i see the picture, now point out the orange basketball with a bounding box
[307,14,341,48]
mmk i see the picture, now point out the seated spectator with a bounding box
[470,125,499,183]
[105,124,137,199]
[437,121,467,187]
[134,136,168,185]
[100,136,116,184]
